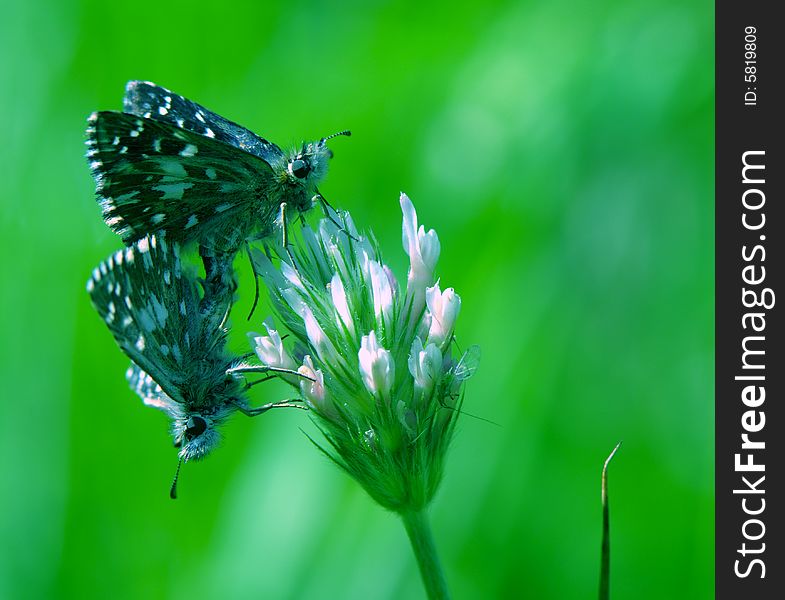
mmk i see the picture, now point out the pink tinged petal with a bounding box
[408,337,442,394]
[281,261,304,290]
[303,306,341,365]
[248,319,295,370]
[298,355,329,411]
[358,331,395,395]
[329,273,354,334]
[383,265,400,295]
[425,282,461,347]
[400,192,440,317]
[368,259,394,327]
[401,192,419,258]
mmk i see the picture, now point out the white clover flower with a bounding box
[329,273,354,335]
[425,281,461,348]
[408,337,442,395]
[302,305,343,367]
[248,319,296,371]
[358,331,395,396]
[362,253,394,332]
[298,355,329,412]
[251,193,476,516]
[401,192,440,317]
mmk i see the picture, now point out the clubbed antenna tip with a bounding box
[321,130,352,144]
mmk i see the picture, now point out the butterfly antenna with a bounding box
[245,242,261,321]
[320,130,351,144]
[170,457,183,500]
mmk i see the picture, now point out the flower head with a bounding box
[251,195,476,513]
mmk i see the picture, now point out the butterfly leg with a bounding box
[279,202,305,281]
[245,241,261,321]
[226,364,316,381]
[314,191,358,241]
[235,398,308,416]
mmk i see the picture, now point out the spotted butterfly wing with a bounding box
[86,81,345,254]
[87,234,246,461]
[126,361,179,415]
[122,80,284,164]
[86,112,281,252]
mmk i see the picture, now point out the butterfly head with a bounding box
[286,130,351,189]
[173,413,222,461]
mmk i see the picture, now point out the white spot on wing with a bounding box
[115,191,140,204]
[185,215,199,228]
[159,160,188,177]
[153,182,194,200]
[158,106,168,116]
[204,128,215,138]
[138,307,156,332]
[149,295,169,324]
[180,144,198,157]
[151,213,165,224]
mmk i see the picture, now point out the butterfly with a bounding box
[87,234,304,497]
[85,81,350,257]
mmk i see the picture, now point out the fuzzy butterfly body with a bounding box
[86,81,347,255]
[87,234,248,462]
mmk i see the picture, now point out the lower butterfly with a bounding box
[87,234,306,497]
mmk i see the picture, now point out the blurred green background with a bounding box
[0,0,713,598]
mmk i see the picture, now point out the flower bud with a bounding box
[329,273,354,335]
[298,355,329,412]
[408,337,442,395]
[248,319,296,370]
[425,282,461,347]
[358,331,395,396]
[401,193,440,315]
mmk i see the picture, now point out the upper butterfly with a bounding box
[85,81,349,254]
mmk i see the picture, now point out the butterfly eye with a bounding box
[289,158,310,179]
[185,416,207,439]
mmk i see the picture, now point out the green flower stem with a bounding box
[401,509,450,600]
